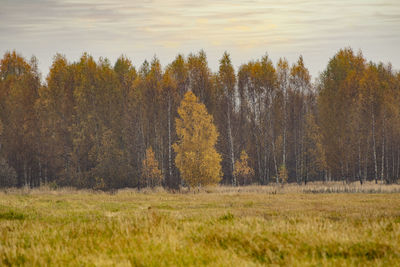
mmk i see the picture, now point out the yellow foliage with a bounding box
[233,150,254,185]
[278,164,288,184]
[173,91,222,187]
[142,147,163,187]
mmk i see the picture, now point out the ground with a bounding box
[0,184,400,266]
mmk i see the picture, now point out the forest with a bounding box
[0,47,399,189]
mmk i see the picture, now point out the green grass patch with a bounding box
[0,210,25,220]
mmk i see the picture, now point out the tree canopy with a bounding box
[0,48,399,189]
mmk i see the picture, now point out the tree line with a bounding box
[0,48,399,189]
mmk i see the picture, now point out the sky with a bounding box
[0,0,399,80]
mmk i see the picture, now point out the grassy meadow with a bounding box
[1,183,400,266]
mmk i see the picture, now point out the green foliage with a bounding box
[0,210,25,220]
[219,212,235,222]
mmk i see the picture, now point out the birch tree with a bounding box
[173,91,222,188]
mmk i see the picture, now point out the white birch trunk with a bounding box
[372,109,378,184]
[227,101,236,186]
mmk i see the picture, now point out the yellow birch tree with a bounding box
[173,91,222,188]
[233,150,254,185]
[142,147,163,187]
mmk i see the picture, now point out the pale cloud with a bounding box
[158,41,181,49]
[0,0,399,79]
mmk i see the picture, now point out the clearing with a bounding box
[0,185,400,266]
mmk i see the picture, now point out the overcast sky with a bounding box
[1,0,399,80]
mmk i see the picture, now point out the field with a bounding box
[1,183,400,266]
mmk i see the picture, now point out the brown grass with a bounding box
[0,185,399,266]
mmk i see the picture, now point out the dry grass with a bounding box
[210,181,400,194]
[0,186,400,266]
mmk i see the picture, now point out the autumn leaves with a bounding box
[1,48,399,189]
[173,91,222,187]
[142,91,247,188]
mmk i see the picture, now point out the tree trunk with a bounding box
[391,143,395,183]
[272,138,279,184]
[227,101,236,186]
[266,152,270,184]
[295,131,298,183]
[28,166,32,188]
[256,143,262,184]
[39,160,42,186]
[397,144,400,180]
[167,95,172,185]
[358,139,362,182]
[44,166,48,185]
[372,110,378,184]
[23,161,27,187]
[364,137,369,182]
[381,112,385,184]
[300,127,304,183]
[283,88,287,168]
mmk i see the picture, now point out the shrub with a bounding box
[233,150,254,185]
[278,164,288,184]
